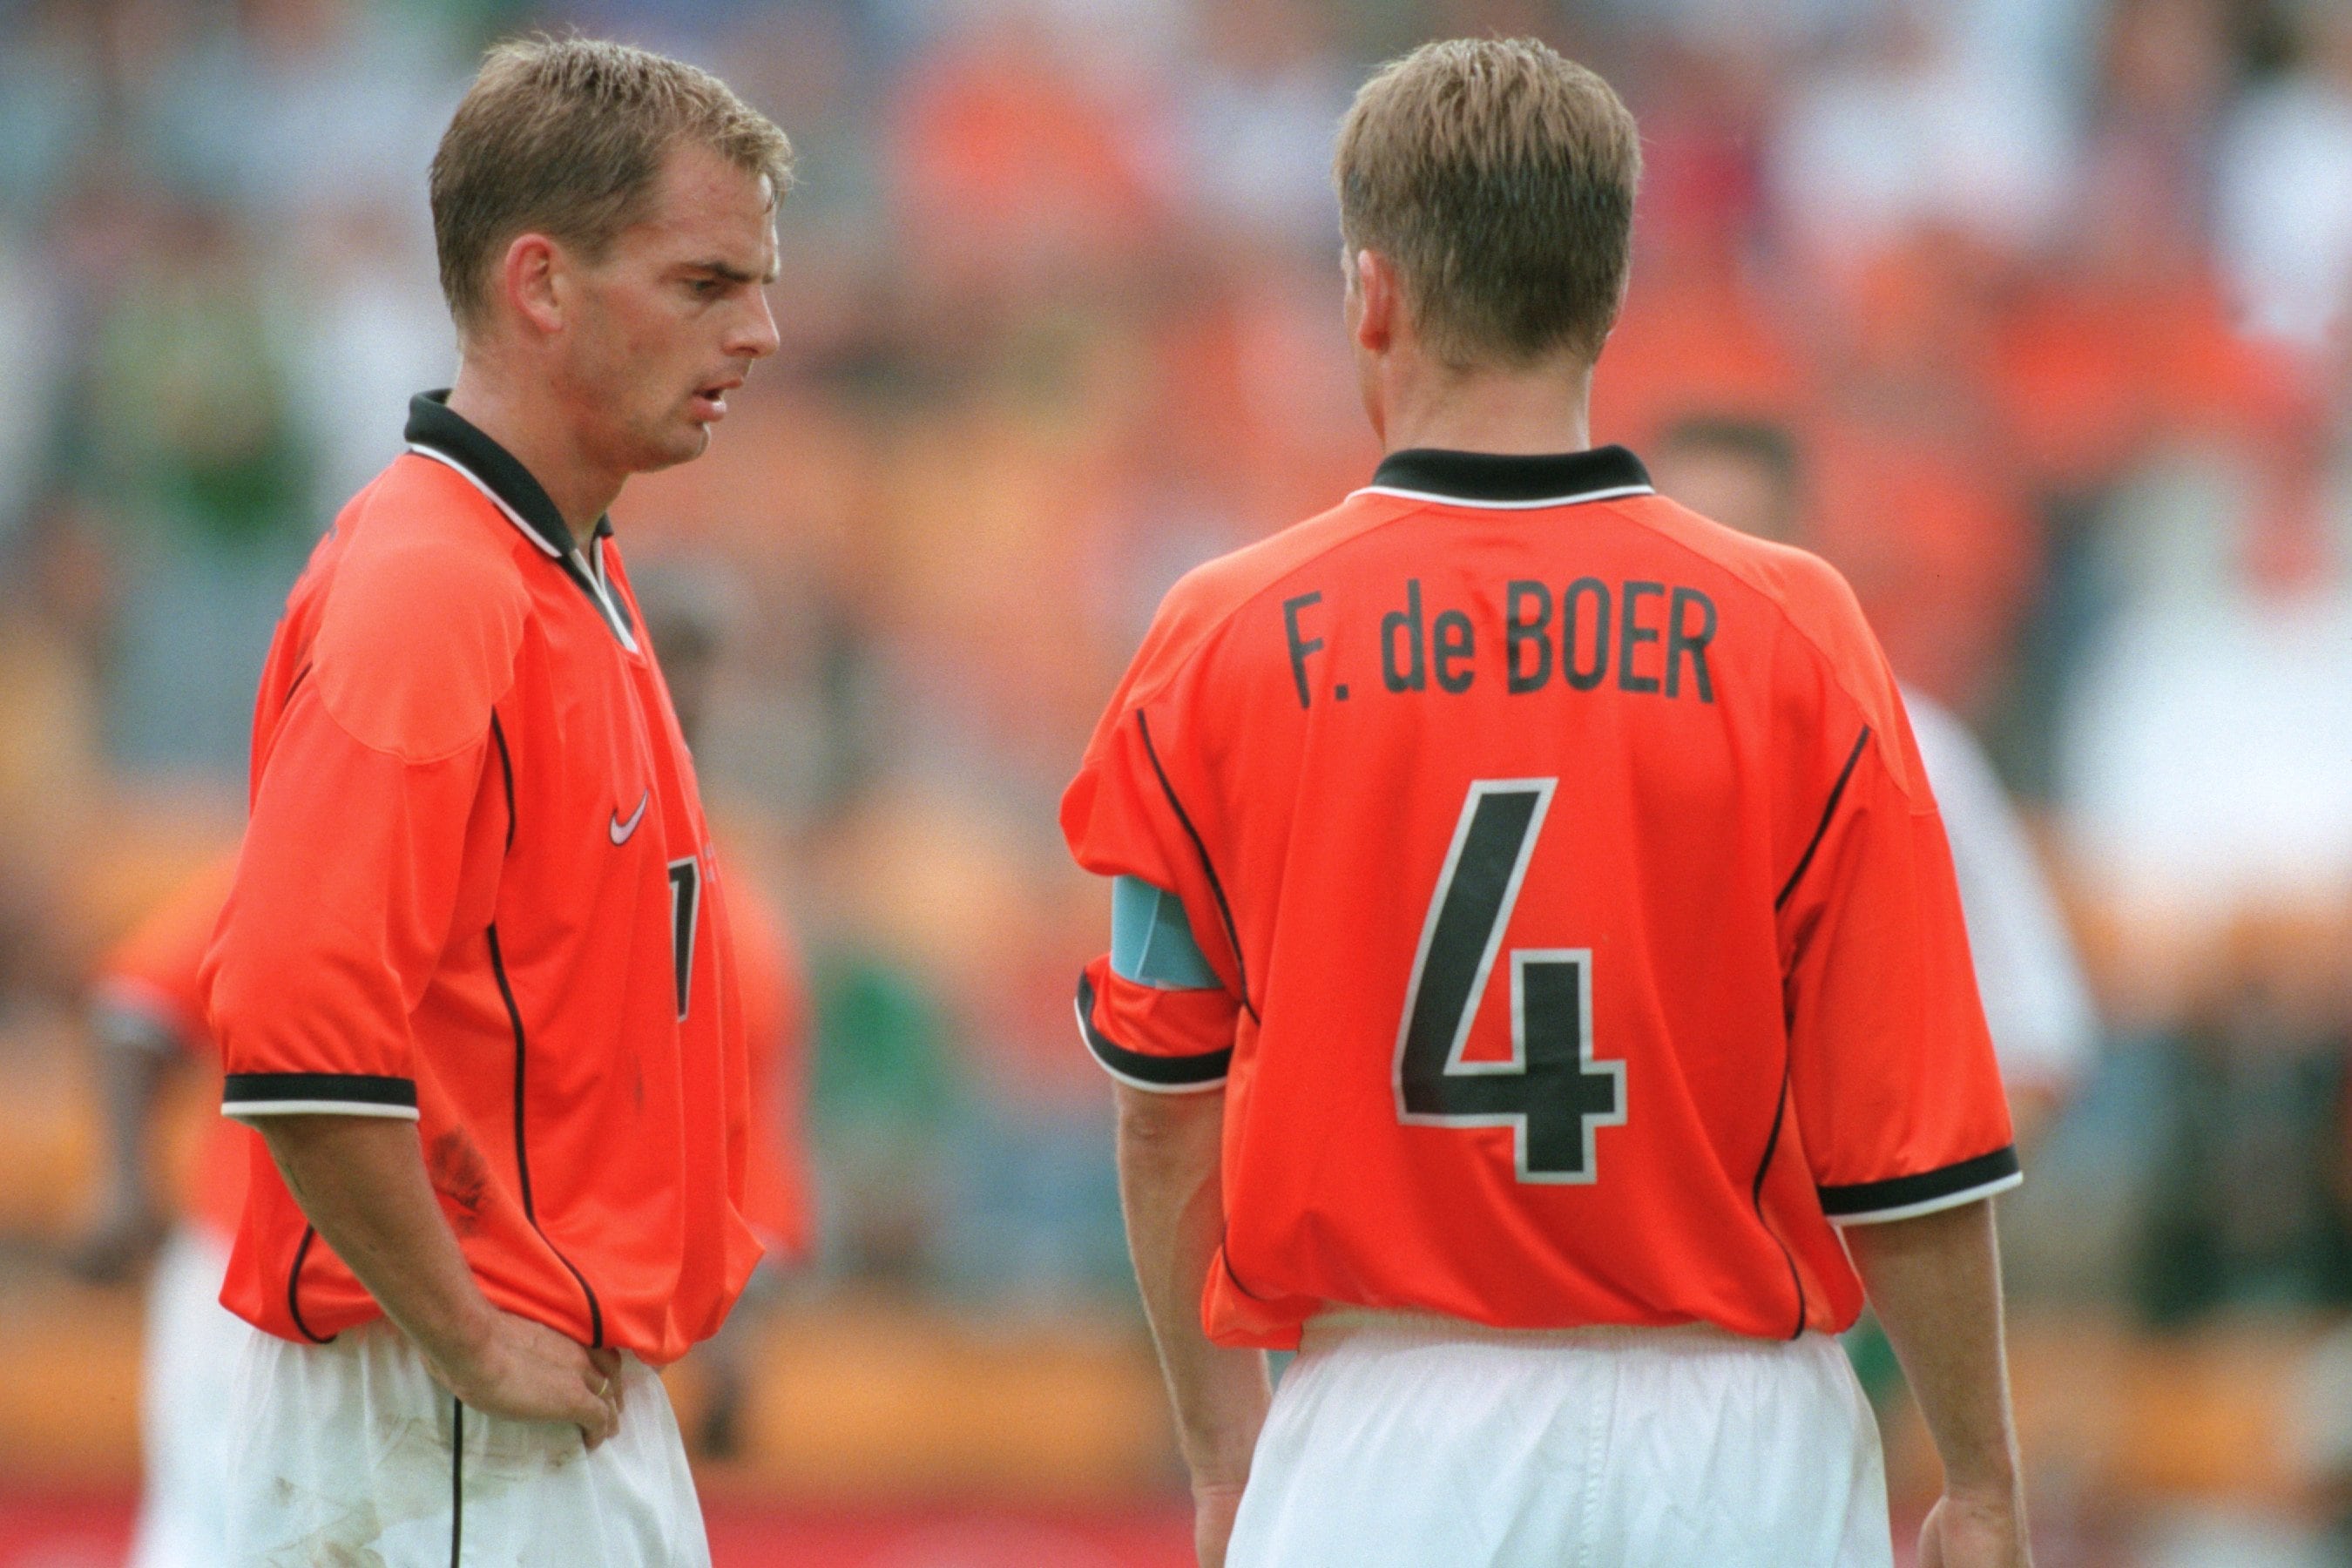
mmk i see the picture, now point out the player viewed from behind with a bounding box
[1063,38,2031,1568]
[202,38,787,1565]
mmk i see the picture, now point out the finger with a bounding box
[593,1382,623,1446]
[582,1355,626,1419]
[575,1384,622,1450]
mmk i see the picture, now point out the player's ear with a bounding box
[502,233,566,337]
[1352,248,1399,357]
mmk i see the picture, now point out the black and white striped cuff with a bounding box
[1074,975,1229,1094]
[1820,1146,2021,1225]
[223,1071,420,1121]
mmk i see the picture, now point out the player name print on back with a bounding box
[1280,575,1719,707]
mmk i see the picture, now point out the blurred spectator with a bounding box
[2216,0,2352,348]
[1767,0,2082,267]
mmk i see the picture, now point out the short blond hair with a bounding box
[1335,37,1640,368]
[430,37,794,335]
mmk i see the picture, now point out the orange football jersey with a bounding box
[1063,446,2017,1350]
[90,854,249,1243]
[204,394,761,1362]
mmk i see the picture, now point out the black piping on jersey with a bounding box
[1820,1145,2023,1220]
[449,1397,465,1568]
[287,1223,334,1344]
[402,391,640,654]
[1751,1062,1808,1341]
[1358,444,1654,509]
[1134,710,1259,1024]
[484,923,606,1348]
[490,710,517,854]
[1774,727,1873,912]
[285,662,313,702]
[1074,970,1233,1088]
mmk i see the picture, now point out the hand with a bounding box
[422,1308,625,1448]
[1192,1477,1247,1568]
[63,1189,170,1284]
[1918,1487,2031,1568]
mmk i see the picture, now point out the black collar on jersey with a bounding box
[403,391,639,650]
[1367,445,1653,507]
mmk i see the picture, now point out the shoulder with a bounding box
[1124,493,1397,704]
[309,455,534,761]
[1620,495,1905,725]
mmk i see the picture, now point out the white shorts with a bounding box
[129,1225,242,1568]
[224,1317,709,1568]
[1228,1312,1893,1568]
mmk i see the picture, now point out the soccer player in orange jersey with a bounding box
[200,40,787,1565]
[1062,39,2031,1568]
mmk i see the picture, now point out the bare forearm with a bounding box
[255,1115,496,1366]
[65,1016,181,1280]
[90,1010,179,1204]
[1114,1085,1270,1487]
[1845,1199,2022,1498]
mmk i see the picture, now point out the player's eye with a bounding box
[687,277,721,299]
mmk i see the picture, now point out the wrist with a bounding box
[1942,1462,2023,1508]
[409,1290,503,1386]
[1184,1435,1255,1497]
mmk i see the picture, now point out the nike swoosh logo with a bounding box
[609,791,650,846]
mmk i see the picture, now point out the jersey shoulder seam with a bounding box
[1605,499,1892,734]
[304,469,531,767]
[1118,496,1430,715]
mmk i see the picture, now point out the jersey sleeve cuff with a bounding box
[223,1071,421,1122]
[1075,974,1230,1094]
[1820,1145,2021,1225]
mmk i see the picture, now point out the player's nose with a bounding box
[730,289,781,362]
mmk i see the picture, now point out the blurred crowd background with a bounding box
[1,0,2349,1563]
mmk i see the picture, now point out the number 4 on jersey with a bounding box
[1395,779,1626,1183]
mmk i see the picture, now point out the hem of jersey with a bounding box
[1827,1169,2023,1226]
[1820,1145,2023,1223]
[1071,992,1231,1092]
[226,1099,424,1121]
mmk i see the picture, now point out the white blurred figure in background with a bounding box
[2216,0,2352,350]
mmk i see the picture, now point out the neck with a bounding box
[446,358,624,536]
[1376,355,1594,457]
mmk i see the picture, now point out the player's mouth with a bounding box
[689,375,742,422]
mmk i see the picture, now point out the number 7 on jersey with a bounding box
[1395,779,1627,1184]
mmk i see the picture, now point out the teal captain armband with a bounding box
[1109,876,1222,990]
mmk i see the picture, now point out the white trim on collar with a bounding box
[405,443,642,655]
[406,443,563,558]
[1351,482,1656,511]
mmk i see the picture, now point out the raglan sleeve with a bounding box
[205,537,524,1122]
[1058,606,1246,1094]
[1775,632,2020,1225]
